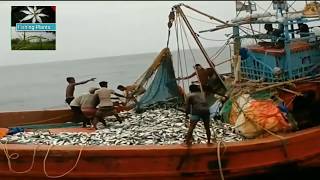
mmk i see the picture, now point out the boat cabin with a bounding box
[233,6,320,82]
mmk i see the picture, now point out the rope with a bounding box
[178,15,202,91]
[166,29,171,48]
[231,96,289,157]
[186,14,221,25]
[175,14,187,100]
[177,16,185,88]
[236,0,247,17]
[240,25,262,34]
[167,8,174,48]
[263,2,273,15]
[175,16,182,83]
[217,140,225,180]
[249,23,258,43]
[197,35,228,42]
[0,141,38,174]
[255,2,267,12]
[179,16,197,65]
[215,59,232,67]
[238,26,259,38]
[288,1,297,12]
[209,40,230,61]
[43,145,84,178]
[178,16,189,97]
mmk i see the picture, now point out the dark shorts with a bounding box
[190,114,210,122]
[95,106,115,118]
[65,97,74,105]
[70,106,81,112]
[70,106,83,123]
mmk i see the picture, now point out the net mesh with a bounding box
[136,49,182,112]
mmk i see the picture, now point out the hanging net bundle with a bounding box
[135,48,182,112]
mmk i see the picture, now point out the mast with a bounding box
[273,0,292,79]
[233,1,242,83]
[174,5,215,68]
[173,4,227,90]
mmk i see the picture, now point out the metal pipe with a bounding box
[180,3,229,26]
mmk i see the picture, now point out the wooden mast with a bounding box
[233,1,242,83]
[173,4,227,92]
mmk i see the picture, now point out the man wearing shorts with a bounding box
[65,76,96,105]
[185,84,212,146]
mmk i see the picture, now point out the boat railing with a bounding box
[241,52,277,82]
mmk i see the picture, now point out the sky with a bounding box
[0,1,306,66]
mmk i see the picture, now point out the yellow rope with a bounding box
[0,141,38,174]
[43,145,84,178]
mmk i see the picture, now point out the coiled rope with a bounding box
[0,141,38,174]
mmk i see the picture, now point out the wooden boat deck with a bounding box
[0,108,319,179]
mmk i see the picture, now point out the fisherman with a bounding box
[80,87,100,127]
[117,84,146,111]
[65,77,96,105]
[92,81,125,129]
[264,23,284,48]
[117,84,138,104]
[176,64,214,94]
[69,95,88,127]
[185,84,212,146]
[264,23,274,35]
[298,23,310,38]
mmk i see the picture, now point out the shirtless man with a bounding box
[176,64,214,92]
[92,81,124,129]
[65,77,96,105]
[185,84,212,146]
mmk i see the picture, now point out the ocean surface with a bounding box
[0,47,231,111]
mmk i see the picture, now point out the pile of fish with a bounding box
[0,108,244,146]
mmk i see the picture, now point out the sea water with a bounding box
[0,47,230,111]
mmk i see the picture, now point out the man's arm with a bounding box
[177,72,196,80]
[124,90,138,104]
[74,78,96,85]
[113,92,125,98]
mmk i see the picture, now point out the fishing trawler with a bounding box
[0,1,319,179]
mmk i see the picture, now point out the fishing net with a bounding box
[220,91,275,123]
[136,49,182,112]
